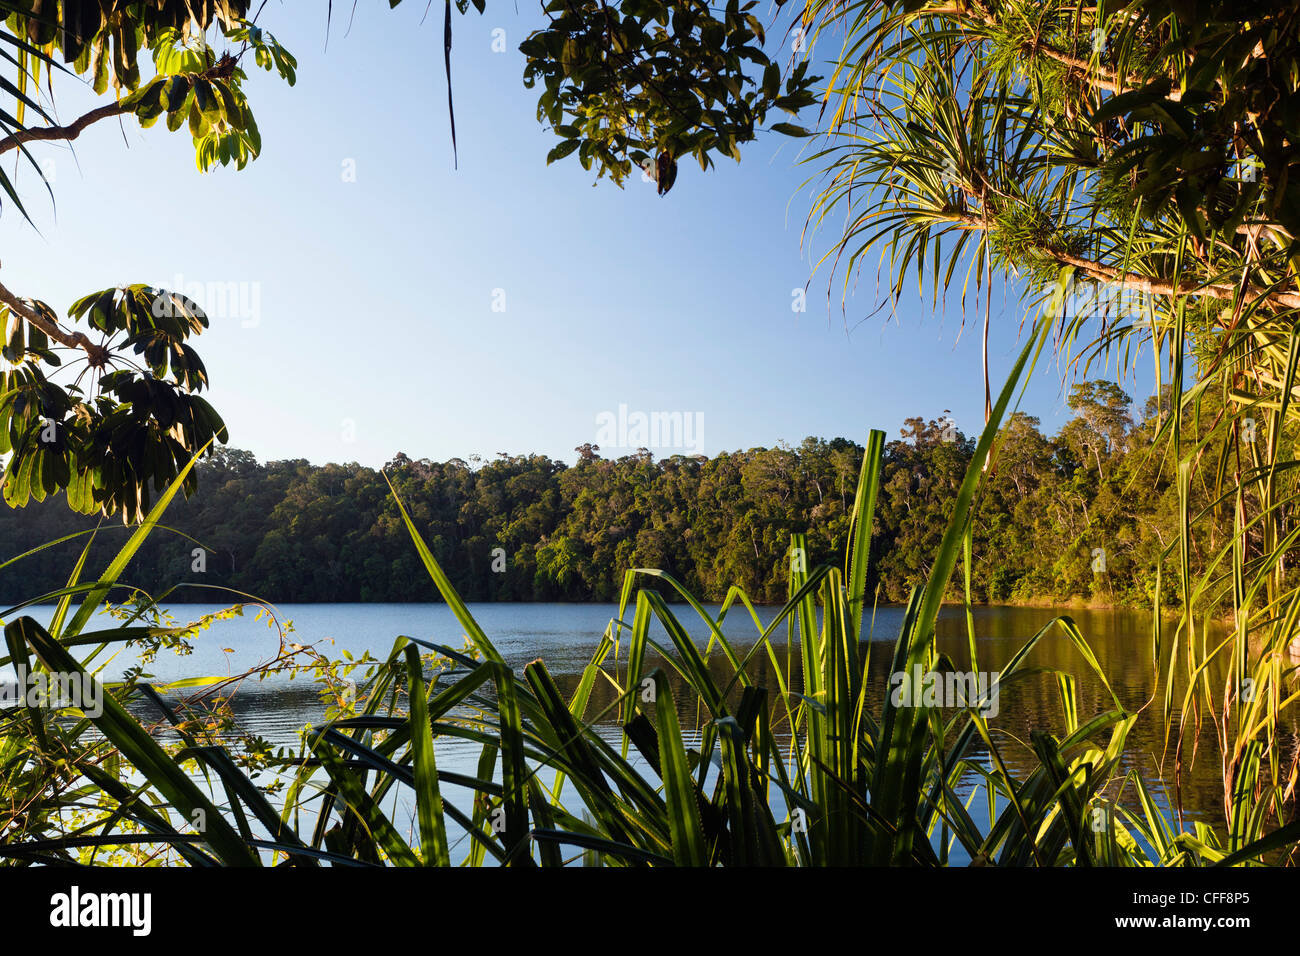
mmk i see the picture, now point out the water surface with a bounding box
[17,601,1278,843]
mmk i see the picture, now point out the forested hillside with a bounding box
[0,382,1239,607]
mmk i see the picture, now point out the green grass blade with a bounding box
[404,643,450,866]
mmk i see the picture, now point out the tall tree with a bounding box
[1063,381,1133,480]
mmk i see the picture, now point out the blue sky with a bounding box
[0,1,1152,468]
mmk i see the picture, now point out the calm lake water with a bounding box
[17,600,1281,855]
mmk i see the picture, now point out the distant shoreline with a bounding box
[54,588,1159,611]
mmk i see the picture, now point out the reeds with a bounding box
[4,325,1294,865]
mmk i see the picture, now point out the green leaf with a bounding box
[547,139,581,164]
[404,643,451,866]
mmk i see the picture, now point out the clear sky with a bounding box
[0,1,1152,469]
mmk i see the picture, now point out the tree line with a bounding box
[0,381,1261,608]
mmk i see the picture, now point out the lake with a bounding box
[15,600,1267,850]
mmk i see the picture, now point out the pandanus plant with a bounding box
[2,327,1299,865]
[267,325,1299,866]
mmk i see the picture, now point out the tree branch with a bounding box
[0,278,109,367]
[0,54,240,157]
[1052,250,1300,311]
[0,102,128,156]
[928,2,1181,101]
[943,211,1300,310]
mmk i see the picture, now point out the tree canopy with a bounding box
[2,392,1258,611]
